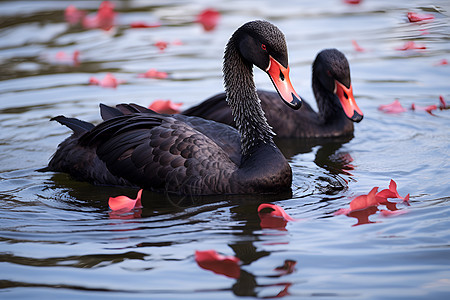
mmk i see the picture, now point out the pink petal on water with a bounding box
[154,40,168,51]
[434,59,448,66]
[82,1,116,31]
[148,99,182,114]
[138,69,168,79]
[196,8,220,31]
[130,21,161,28]
[349,187,379,211]
[65,5,86,25]
[100,73,119,88]
[439,95,446,107]
[396,41,426,51]
[378,99,407,113]
[258,203,296,230]
[407,12,434,23]
[109,189,143,212]
[352,40,366,52]
[343,0,362,4]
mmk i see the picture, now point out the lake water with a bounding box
[1,0,449,299]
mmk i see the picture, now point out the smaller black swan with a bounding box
[183,49,363,138]
[44,20,302,195]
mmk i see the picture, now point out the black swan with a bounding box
[44,20,302,195]
[183,48,363,138]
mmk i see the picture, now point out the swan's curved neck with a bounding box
[312,75,341,122]
[223,37,275,156]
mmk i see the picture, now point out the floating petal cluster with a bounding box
[65,1,116,31]
[335,180,410,226]
[379,96,448,115]
[89,73,125,88]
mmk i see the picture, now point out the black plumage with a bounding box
[45,20,301,195]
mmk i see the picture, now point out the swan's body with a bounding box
[45,20,302,195]
[183,49,363,138]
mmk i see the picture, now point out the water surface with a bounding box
[1,0,450,299]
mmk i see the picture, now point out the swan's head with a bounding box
[234,20,302,110]
[313,49,363,122]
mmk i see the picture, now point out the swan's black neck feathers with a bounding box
[223,21,277,156]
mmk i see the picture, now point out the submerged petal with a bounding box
[195,250,240,278]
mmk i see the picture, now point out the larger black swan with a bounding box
[183,49,363,138]
[44,20,302,195]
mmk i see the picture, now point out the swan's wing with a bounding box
[172,114,242,165]
[100,103,242,165]
[80,114,238,195]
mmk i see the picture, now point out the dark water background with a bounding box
[1,0,449,299]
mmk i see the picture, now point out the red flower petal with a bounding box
[89,73,125,88]
[109,189,143,212]
[82,1,116,31]
[343,0,362,4]
[352,40,366,52]
[258,203,295,221]
[378,99,407,113]
[439,95,447,109]
[138,69,168,79]
[196,8,220,31]
[130,21,161,28]
[258,204,296,230]
[407,12,434,23]
[349,187,379,211]
[195,250,240,279]
[411,103,438,114]
[88,77,100,85]
[388,179,402,198]
[435,59,448,66]
[376,179,411,211]
[100,73,118,88]
[154,40,168,51]
[403,194,410,206]
[148,99,182,114]
[396,41,426,51]
[425,104,438,114]
[65,5,86,25]
[336,180,410,225]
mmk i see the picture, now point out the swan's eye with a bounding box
[261,44,267,51]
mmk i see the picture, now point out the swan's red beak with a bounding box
[266,56,302,110]
[335,80,363,122]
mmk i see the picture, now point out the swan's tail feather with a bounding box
[51,115,95,136]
